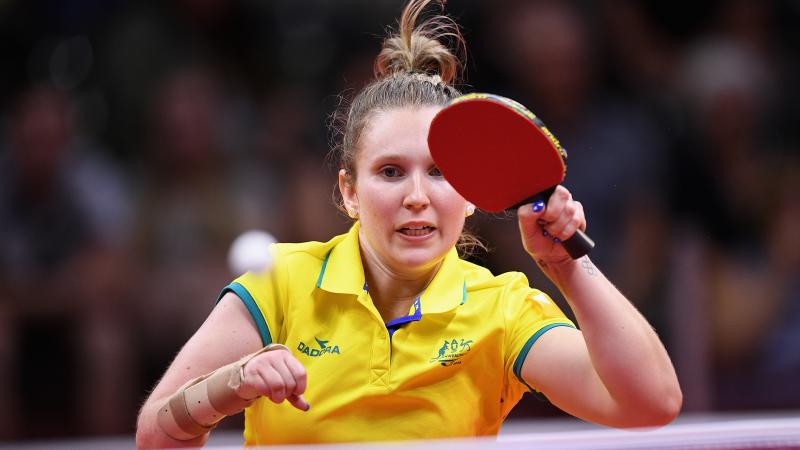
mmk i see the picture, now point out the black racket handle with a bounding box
[562,228,594,259]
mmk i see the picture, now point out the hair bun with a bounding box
[374,0,465,85]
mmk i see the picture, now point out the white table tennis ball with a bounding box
[228,230,276,276]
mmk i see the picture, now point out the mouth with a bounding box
[397,225,436,237]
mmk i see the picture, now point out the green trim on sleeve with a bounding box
[513,322,575,396]
[217,282,273,346]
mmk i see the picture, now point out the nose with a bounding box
[403,171,430,210]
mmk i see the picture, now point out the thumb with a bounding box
[517,199,550,256]
[528,199,546,218]
[517,199,546,230]
[287,394,311,412]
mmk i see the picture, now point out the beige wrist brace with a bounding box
[157,343,289,441]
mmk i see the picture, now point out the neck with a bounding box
[358,233,441,323]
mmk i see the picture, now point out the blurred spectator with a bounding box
[129,64,350,434]
[672,2,793,411]
[253,84,349,242]
[752,161,800,408]
[131,65,244,387]
[599,0,682,103]
[0,83,135,437]
[708,159,800,409]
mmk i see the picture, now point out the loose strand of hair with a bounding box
[372,0,465,83]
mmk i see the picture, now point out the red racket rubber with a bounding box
[428,93,594,259]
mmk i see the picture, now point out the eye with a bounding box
[380,166,401,178]
[429,165,443,177]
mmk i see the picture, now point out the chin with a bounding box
[392,246,445,270]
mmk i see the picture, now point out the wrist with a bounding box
[235,343,290,399]
[157,343,290,441]
[535,255,597,291]
[533,253,577,277]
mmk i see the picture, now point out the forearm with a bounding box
[135,355,256,449]
[135,343,300,449]
[136,399,209,449]
[540,256,681,420]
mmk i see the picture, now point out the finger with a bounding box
[547,201,578,240]
[525,199,546,217]
[517,202,543,231]
[558,206,583,241]
[517,226,559,258]
[283,355,308,395]
[275,358,299,393]
[541,186,570,224]
[246,368,272,399]
[239,363,267,400]
[260,367,286,404]
[572,201,586,232]
[287,393,311,411]
[517,203,549,253]
[271,362,296,403]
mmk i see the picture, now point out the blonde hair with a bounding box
[330,0,485,257]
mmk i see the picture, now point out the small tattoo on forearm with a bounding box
[581,258,596,276]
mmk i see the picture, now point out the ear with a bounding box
[338,168,358,212]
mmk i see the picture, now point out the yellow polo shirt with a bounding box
[218,222,574,445]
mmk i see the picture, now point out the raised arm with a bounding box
[135,293,308,449]
[516,187,682,428]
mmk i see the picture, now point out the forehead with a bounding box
[357,106,441,163]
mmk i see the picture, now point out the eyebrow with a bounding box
[372,153,407,162]
[363,151,437,170]
[370,152,437,164]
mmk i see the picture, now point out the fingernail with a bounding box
[537,219,547,226]
[305,403,311,411]
[542,229,549,237]
[553,237,561,243]
[532,200,545,213]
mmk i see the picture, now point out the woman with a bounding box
[135,1,682,447]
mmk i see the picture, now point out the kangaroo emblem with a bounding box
[437,341,449,358]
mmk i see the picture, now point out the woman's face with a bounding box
[340,106,469,275]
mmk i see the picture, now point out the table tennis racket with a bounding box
[428,92,594,259]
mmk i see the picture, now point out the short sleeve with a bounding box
[502,273,575,396]
[216,247,285,347]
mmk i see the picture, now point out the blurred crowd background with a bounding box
[0,0,798,441]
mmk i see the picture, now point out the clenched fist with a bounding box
[238,346,310,411]
[517,185,587,267]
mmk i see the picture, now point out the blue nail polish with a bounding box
[542,229,549,237]
[553,237,561,243]
[532,200,545,213]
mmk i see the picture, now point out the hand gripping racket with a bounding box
[428,93,595,259]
